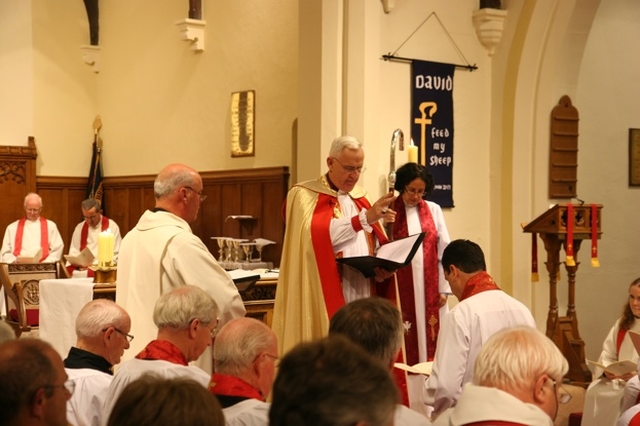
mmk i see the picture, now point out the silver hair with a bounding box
[0,321,16,343]
[81,198,101,211]
[213,318,275,376]
[23,193,42,207]
[75,299,129,339]
[328,135,362,158]
[153,168,196,199]
[153,285,219,329]
[473,326,569,390]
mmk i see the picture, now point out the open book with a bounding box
[394,361,433,376]
[16,248,42,264]
[587,359,637,377]
[227,269,261,292]
[336,232,425,278]
[64,247,95,268]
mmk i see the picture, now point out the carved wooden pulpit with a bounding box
[523,203,602,385]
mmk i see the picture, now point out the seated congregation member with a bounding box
[269,334,399,426]
[424,239,536,419]
[1,192,64,263]
[66,198,122,277]
[434,326,569,426]
[582,277,640,426]
[0,339,73,426]
[328,296,431,425]
[209,317,277,426]
[107,374,224,426]
[102,285,218,420]
[64,299,132,426]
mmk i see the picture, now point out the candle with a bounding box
[408,139,418,163]
[98,229,114,267]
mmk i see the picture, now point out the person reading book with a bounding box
[581,277,640,426]
[272,135,398,358]
[66,198,122,277]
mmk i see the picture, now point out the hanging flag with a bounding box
[411,60,455,208]
[87,116,104,210]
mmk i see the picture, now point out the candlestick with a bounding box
[98,229,114,267]
[408,139,418,163]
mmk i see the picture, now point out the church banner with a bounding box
[411,60,455,208]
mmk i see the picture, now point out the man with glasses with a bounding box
[0,338,73,426]
[63,299,132,426]
[1,192,64,263]
[273,135,397,358]
[433,326,570,426]
[209,317,278,425]
[103,285,219,420]
[66,198,122,277]
[116,163,245,373]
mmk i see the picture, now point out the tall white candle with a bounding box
[408,139,418,163]
[98,229,114,267]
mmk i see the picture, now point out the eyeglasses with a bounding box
[44,379,75,396]
[405,187,426,196]
[184,186,208,202]
[331,157,366,175]
[263,353,279,362]
[103,327,135,342]
[550,379,572,404]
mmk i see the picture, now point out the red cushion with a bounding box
[8,308,39,326]
[568,412,582,426]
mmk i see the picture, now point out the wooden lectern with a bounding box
[523,203,602,385]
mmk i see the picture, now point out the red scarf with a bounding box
[80,215,110,250]
[135,340,188,366]
[460,271,500,301]
[13,217,49,261]
[392,197,440,363]
[310,192,388,319]
[209,373,263,401]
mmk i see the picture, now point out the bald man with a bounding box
[116,163,245,372]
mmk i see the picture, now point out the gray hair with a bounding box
[81,198,102,211]
[214,318,275,376]
[0,321,16,343]
[154,168,196,199]
[153,285,219,329]
[75,299,129,339]
[328,135,362,158]
[473,326,569,390]
[23,192,42,207]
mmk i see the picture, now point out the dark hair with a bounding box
[394,162,434,198]
[329,297,403,364]
[442,239,487,273]
[269,335,398,426]
[0,339,57,424]
[107,374,224,426]
[619,277,640,331]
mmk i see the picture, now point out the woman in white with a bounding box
[582,277,640,426]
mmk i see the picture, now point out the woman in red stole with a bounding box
[392,162,451,366]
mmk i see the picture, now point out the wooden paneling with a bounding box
[0,137,38,236]
[32,167,289,267]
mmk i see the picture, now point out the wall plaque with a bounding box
[629,128,640,186]
[230,90,255,157]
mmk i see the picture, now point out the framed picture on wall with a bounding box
[230,90,255,157]
[629,128,640,186]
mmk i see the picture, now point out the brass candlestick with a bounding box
[92,264,117,284]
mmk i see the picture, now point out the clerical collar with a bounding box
[152,207,169,213]
[64,347,113,375]
[325,173,339,192]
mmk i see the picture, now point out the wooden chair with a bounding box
[0,261,70,337]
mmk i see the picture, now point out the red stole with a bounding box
[460,271,500,301]
[392,198,440,363]
[13,217,49,261]
[209,373,263,401]
[80,215,110,250]
[135,340,188,366]
[310,192,387,319]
